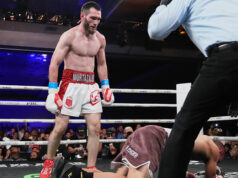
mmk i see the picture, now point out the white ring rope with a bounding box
[0,136,238,146]
[0,84,237,145]
[0,85,177,94]
[0,119,176,124]
[0,101,45,106]
[0,100,176,108]
[211,136,238,142]
[0,116,237,124]
[0,139,127,146]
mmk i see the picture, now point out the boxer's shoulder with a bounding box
[96,31,106,44]
[59,29,76,44]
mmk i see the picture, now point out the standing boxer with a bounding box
[147,0,238,177]
[40,1,114,178]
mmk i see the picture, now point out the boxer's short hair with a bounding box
[81,1,101,13]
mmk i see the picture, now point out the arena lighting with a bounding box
[179,26,186,35]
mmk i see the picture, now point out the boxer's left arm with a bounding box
[96,34,114,105]
[147,0,192,40]
[192,135,219,178]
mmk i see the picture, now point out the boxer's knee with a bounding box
[53,127,66,138]
[85,113,101,136]
[88,122,100,137]
[53,114,69,136]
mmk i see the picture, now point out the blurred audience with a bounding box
[74,126,87,159]
[207,123,223,136]
[98,127,119,159]
[135,123,141,130]
[224,143,232,159]
[116,125,124,139]
[0,122,237,162]
[5,146,26,161]
[119,126,134,151]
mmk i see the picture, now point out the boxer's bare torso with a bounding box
[61,27,105,72]
[48,7,106,82]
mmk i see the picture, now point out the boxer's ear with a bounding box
[80,12,85,19]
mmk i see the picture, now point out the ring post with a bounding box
[176,83,204,134]
[176,83,191,113]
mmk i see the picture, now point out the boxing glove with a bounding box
[45,82,63,114]
[186,172,195,178]
[101,79,114,106]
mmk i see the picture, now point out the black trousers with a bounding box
[158,43,238,178]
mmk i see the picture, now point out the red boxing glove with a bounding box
[101,86,115,105]
[186,172,195,178]
[101,79,114,106]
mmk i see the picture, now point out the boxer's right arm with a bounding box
[45,32,71,114]
[49,32,71,82]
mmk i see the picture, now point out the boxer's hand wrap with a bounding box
[101,79,114,106]
[45,82,63,114]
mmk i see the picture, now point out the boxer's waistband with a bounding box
[62,69,95,84]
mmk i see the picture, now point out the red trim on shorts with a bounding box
[62,69,95,85]
[58,69,95,100]
[58,80,70,100]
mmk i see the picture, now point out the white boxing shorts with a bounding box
[58,69,102,117]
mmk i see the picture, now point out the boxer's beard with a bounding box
[84,18,96,34]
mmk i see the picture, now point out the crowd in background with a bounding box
[0,123,142,162]
[206,121,238,159]
[0,122,238,162]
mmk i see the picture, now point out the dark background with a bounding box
[0,50,203,131]
[0,0,233,133]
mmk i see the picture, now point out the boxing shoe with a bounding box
[40,159,54,178]
[40,158,66,178]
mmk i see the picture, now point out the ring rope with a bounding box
[0,100,177,107]
[1,136,238,146]
[0,116,237,124]
[0,85,237,144]
[211,136,238,142]
[0,85,177,94]
[0,139,127,146]
[0,119,176,124]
